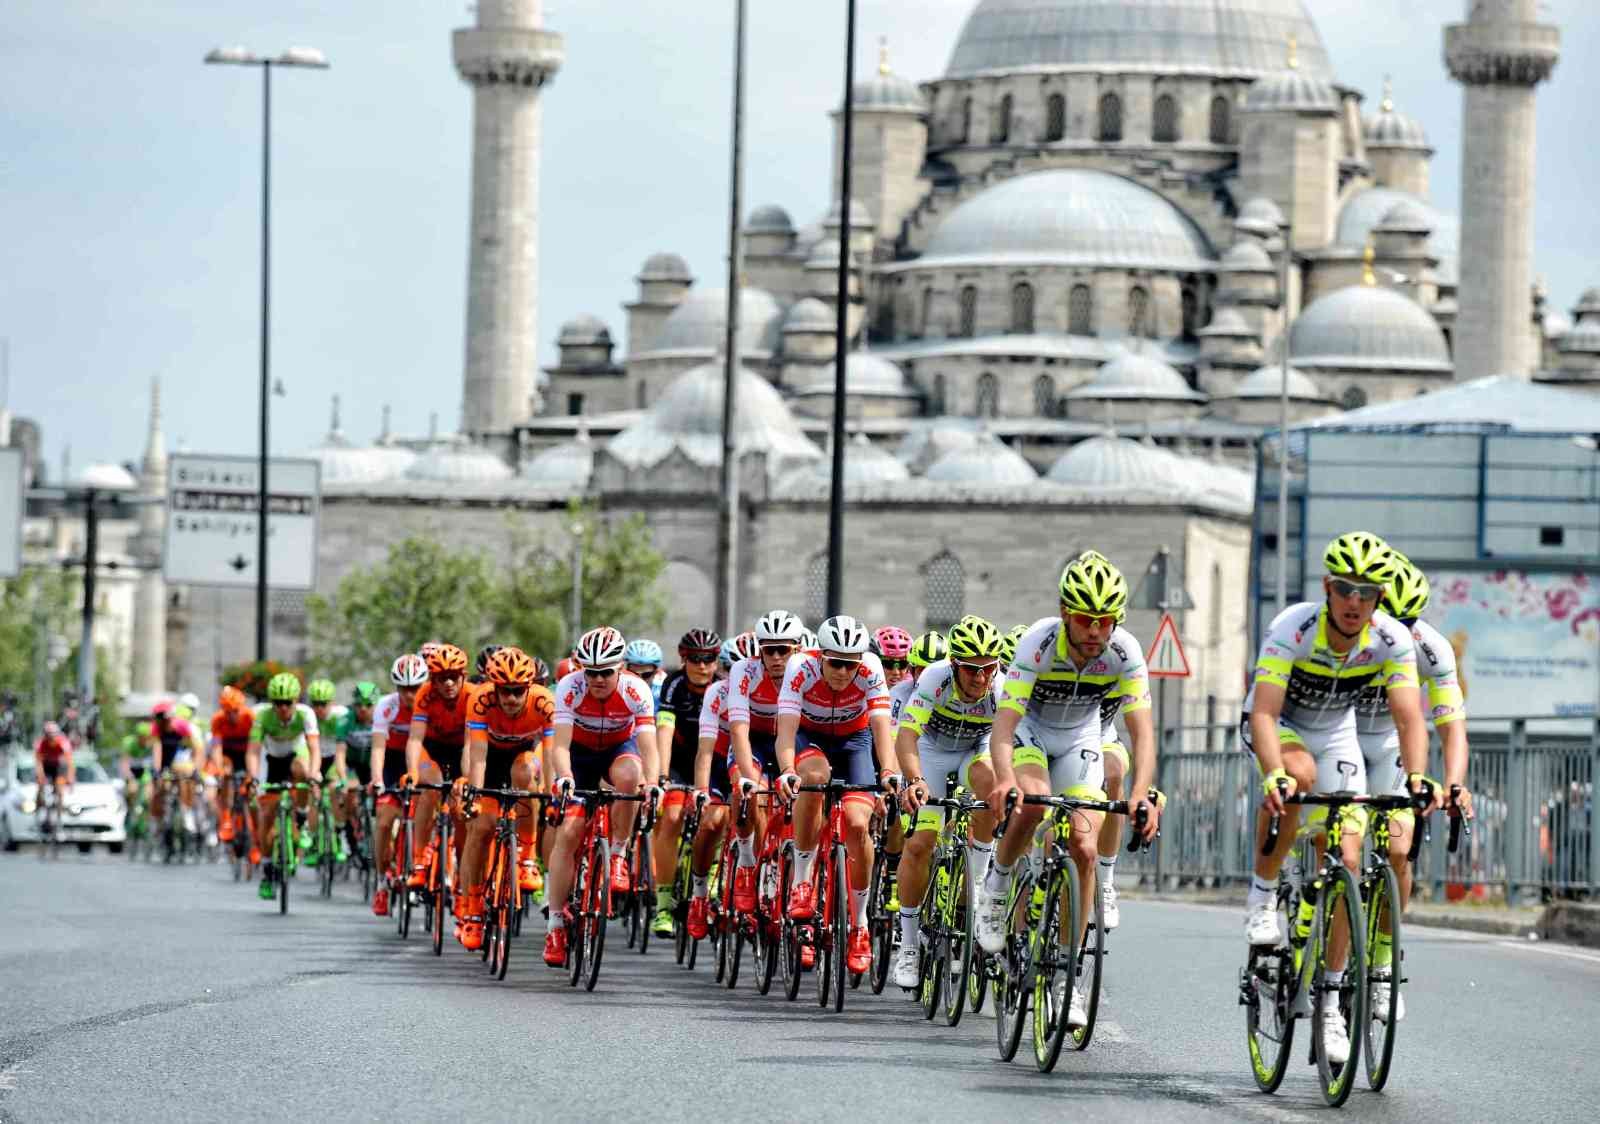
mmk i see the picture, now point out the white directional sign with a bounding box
[1146,611,1191,679]
[0,447,22,578]
[164,454,319,589]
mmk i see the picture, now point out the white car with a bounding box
[0,753,128,852]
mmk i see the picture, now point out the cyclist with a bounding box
[146,699,208,834]
[872,627,915,690]
[530,655,552,688]
[246,674,321,900]
[306,679,349,864]
[456,647,556,950]
[337,682,379,849]
[625,638,667,704]
[892,630,948,727]
[368,653,427,917]
[405,644,474,889]
[1000,624,1028,667]
[543,626,662,967]
[979,553,1162,1028]
[1241,531,1432,1065]
[649,627,722,936]
[892,617,1006,987]
[1354,552,1473,1022]
[774,613,899,976]
[208,686,255,845]
[470,645,503,687]
[34,721,75,820]
[682,630,758,937]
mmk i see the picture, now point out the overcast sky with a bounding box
[3,1,1596,475]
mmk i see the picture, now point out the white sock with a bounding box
[851,887,868,928]
[1097,855,1116,890]
[795,848,816,883]
[967,840,993,888]
[548,911,565,930]
[736,833,756,866]
[1325,970,1344,988]
[692,874,708,899]
[984,858,1012,896]
[1246,875,1275,910]
[899,907,919,945]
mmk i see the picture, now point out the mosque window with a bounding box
[1153,94,1180,143]
[958,285,978,337]
[960,97,972,144]
[975,372,999,418]
[924,551,966,631]
[878,298,896,341]
[992,93,1013,144]
[636,381,649,409]
[1068,284,1093,335]
[805,552,828,624]
[1128,286,1150,338]
[1209,95,1231,144]
[920,286,935,337]
[1098,92,1122,142]
[1341,386,1368,410]
[567,393,585,416]
[1045,93,1066,141]
[1033,374,1057,418]
[1181,288,1199,341]
[1011,282,1035,334]
[930,372,947,414]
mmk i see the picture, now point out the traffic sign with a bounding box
[1147,611,1191,679]
[0,447,21,578]
[164,454,320,589]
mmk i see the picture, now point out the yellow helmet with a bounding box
[946,617,1003,661]
[1323,532,1398,584]
[1382,554,1430,621]
[908,631,948,670]
[1058,553,1128,616]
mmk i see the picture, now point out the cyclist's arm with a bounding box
[65,747,77,787]
[405,717,426,779]
[333,740,348,781]
[148,732,164,775]
[635,725,660,789]
[985,706,1021,788]
[1387,684,1429,781]
[868,710,896,779]
[548,724,574,786]
[893,722,923,783]
[693,733,715,793]
[466,729,487,790]
[186,725,207,760]
[774,713,800,775]
[1246,682,1288,776]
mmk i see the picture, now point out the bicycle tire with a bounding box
[1313,863,1366,1107]
[722,843,743,990]
[868,849,892,995]
[481,839,499,964]
[918,900,942,1020]
[1244,883,1295,1093]
[276,815,292,917]
[942,847,973,1027]
[1364,860,1402,1090]
[814,844,833,1009]
[994,873,1030,1062]
[780,848,802,1002]
[968,948,990,1013]
[1033,859,1080,1073]
[567,853,587,988]
[636,834,654,956]
[396,818,413,939]
[430,853,446,957]
[582,836,609,992]
[494,896,512,980]
[829,844,848,1012]
[1071,867,1105,1051]
[754,910,777,995]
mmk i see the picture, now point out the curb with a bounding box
[1125,890,1548,942]
[1538,902,1600,949]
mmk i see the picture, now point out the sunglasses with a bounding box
[584,667,618,680]
[1329,578,1383,603]
[880,659,909,672]
[626,664,658,675]
[496,684,529,698]
[272,700,295,708]
[823,657,860,671]
[1069,613,1116,629]
[683,653,718,666]
[760,645,795,658]
[953,660,999,676]
[433,672,463,685]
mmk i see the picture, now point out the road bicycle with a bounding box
[620,786,660,955]
[36,779,66,860]
[784,781,882,1014]
[463,784,549,981]
[259,782,312,915]
[670,790,705,969]
[556,788,645,992]
[226,773,257,882]
[912,780,991,1026]
[388,783,416,939]
[751,788,791,997]
[409,781,456,957]
[341,779,376,902]
[862,805,896,994]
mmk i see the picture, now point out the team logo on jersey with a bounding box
[1109,642,1127,662]
[1351,649,1374,666]
[1087,660,1108,674]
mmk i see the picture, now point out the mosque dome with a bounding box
[651,286,783,356]
[1289,284,1452,372]
[783,297,834,333]
[1234,196,1286,238]
[1244,62,1337,114]
[1364,85,1430,149]
[944,0,1333,80]
[794,353,918,400]
[806,238,845,268]
[72,462,138,491]
[1558,318,1600,357]
[1047,435,1251,509]
[1067,353,1206,402]
[896,418,984,474]
[823,201,874,232]
[921,168,1214,271]
[924,434,1037,486]
[849,46,926,113]
[1374,200,1434,236]
[1219,240,1274,271]
[780,433,911,491]
[1197,309,1255,339]
[306,398,415,485]
[605,361,821,470]
[404,438,515,484]
[520,433,594,490]
[746,204,794,234]
[638,252,692,282]
[1337,187,1459,284]
[1228,364,1325,400]
[558,314,611,346]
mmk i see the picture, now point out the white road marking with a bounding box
[1494,940,1600,965]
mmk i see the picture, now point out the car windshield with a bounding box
[74,761,110,783]
[15,762,34,784]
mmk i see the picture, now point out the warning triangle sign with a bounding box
[1147,611,1191,679]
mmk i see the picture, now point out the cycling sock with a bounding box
[984,858,1012,896]
[851,888,868,928]
[795,848,817,883]
[549,911,566,930]
[1325,969,1344,988]
[656,886,673,911]
[967,840,993,889]
[692,874,708,899]
[737,834,756,866]
[899,907,918,945]
[1097,855,1116,890]
[1246,876,1275,910]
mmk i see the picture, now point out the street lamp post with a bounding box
[1275,221,1294,614]
[205,45,328,661]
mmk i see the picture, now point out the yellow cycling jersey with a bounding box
[1246,602,1418,732]
[1000,616,1150,732]
[1355,618,1463,733]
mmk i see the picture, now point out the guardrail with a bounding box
[1130,717,1600,904]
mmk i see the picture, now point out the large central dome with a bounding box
[946,0,1334,80]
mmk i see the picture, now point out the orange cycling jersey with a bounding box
[409,681,473,747]
[210,708,254,753]
[467,683,556,755]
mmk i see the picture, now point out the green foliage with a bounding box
[0,568,80,723]
[219,658,303,702]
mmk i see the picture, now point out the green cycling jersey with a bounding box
[336,709,373,763]
[250,703,319,759]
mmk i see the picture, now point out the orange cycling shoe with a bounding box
[407,864,428,889]
[786,880,816,920]
[248,846,262,865]
[218,813,235,843]
[543,924,568,967]
[609,853,631,894]
[371,886,390,917]
[518,859,542,893]
[458,891,485,950]
[687,897,709,939]
[847,926,872,975]
[733,866,757,913]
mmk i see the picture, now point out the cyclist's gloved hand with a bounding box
[880,771,904,796]
[1407,772,1444,813]
[1260,768,1295,815]
[900,778,929,815]
[777,771,801,801]
[553,776,575,800]
[737,777,758,798]
[692,787,710,812]
[645,783,665,808]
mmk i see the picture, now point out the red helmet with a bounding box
[872,626,914,660]
[219,686,249,712]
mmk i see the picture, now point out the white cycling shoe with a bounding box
[1099,882,1120,931]
[1372,974,1407,1023]
[892,944,920,990]
[1244,903,1281,946]
[973,881,1008,954]
[1068,984,1090,1028]
[1320,1005,1351,1066]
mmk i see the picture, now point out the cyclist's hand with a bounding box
[553,776,575,800]
[1407,772,1443,812]
[737,776,758,799]
[1133,796,1161,841]
[645,783,665,808]
[879,770,904,796]
[777,771,801,802]
[987,780,1020,826]
[1260,768,1295,815]
[693,787,710,812]
[1450,785,1475,821]
[900,778,929,816]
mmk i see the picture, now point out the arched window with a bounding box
[930,372,947,414]
[1341,385,1368,410]
[805,552,829,624]
[1152,93,1180,142]
[1034,374,1057,418]
[1010,281,1035,334]
[1181,288,1199,340]
[1128,285,1150,337]
[1098,92,1123,142]
[919,286,934,338]
[1209,94,1231,144]
[1209,562,1224,649]
[1068,284,1093,335]
[1045,92,1066,141]
[958,285,978,337]
[924,551,966,631]
[636,381,649,409]
[975,371,999,418]
[992,93,1012,143]
[960,97,972,144]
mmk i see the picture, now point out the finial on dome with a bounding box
[428,411,439,442]
[1286,34,1298,70]
[1361,242,1376,287]
[379,403,393,443]
[878,36,890,77]
[329,394,342,437]
[1380,75,1394,113]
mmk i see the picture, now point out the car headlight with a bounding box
[20,797,36,815]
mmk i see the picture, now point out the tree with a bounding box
[0,567,81,734]
[218,658,304,702]
[305,537,498,681]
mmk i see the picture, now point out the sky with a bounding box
[3,1,1597,476]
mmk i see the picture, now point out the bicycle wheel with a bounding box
[582,837,609,992]
[968,948,990,1013]
[1071,866,1105,1051]
[276,819,292,917]
[780,848,802,1002]
[994,874,1031,1062]
[918,888,943,1020]
[567,856,587,988]
[1032,860,1080,1073]
[1243,884,1295,1093]
[814,847,834,1009]
[828,844,849,1013]
[868,849,893,995]
[636,834,653,956]
[430,850,446,957]
[396,821,413,939]
[1313,863,1366,1107]
[1364,860,1402,1090]
[942,847,973,1027]
[494,893,512,980]
[754,901,777,996]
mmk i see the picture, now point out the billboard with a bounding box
[1422,570,1600,720]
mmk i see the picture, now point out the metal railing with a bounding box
[1127,717,1600,903]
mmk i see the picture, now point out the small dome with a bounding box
[1068,353,1206,402]
[793,353,918,399]
[806,238,844,268]
[1230,364,1325,400]
[1290,285,1452,372]
[1364,86,1430,149]
[1220,240,1274,270]
[896,418,984,474]
[310,438,413,486]
[783,297,834,332]
[783,433,910,490]
[1198,308,1255,338]
[1047,435,1252,508]
[606,362,821,471]
[1558,320,1600,357]
[823,200,874,231]
[925,433,1037,486]
[747,204,794,234]
[638,252,692,282]
[558,314,611,345]
[1244,59,1338,114]
[651,286,783,356]
[404,438,514,484]
[1543,311,1573,340]
[72,462,138,491]
[1574,288,1600,317]
[849,49,925,114]
[1235,196,1286,237]
[1375,200,1434,235]
[521,434,594,489]
[1338,187,1459,284]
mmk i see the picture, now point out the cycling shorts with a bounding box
[483,747,537,793]
[219,745,249,774]
[1102,740,1130,777]
[1356,727,1411,826]
[423,738,464,783]
[1240,712,1369,836]
[910,745,979,833]
[375,754,408,804]
[795,727,875,786]
[40,758,65,783]
[725,730,777,784]
[570,737,641,796]
[1016,718,1107,802]
[265,755,296,785]
[346,758,372,787]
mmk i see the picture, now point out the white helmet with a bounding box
[391,653,428,687]
[575,626,627,669]
[755,609,805,644]
[179,692,201,713]
[799,627,818,650]
[816,614,869,656]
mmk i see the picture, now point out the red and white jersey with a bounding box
[725,656,784,735]
[553,670,656,751]
[698,680,732,753]
[776,651,890,737]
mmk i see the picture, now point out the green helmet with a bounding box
[946,617,1003,661]
[306,678,336,704]
[1382,554,1430,621]
[266,672,302,702]
[351,681,380,706]
[1000,624,1030,665]
[908,630,947,670]
[1058,553,1129,617]
[1323,531,1398,584]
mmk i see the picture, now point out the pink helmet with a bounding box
[872,626,914,660]
[151,699,176,719]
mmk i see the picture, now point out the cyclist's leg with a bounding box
[652,779,688,917]
[1047,739,1108,942]
[691,788,729,907]
[791,731,833,889]
[605,742,643,848]
[1362,728,1414,914]
[1096,740,1128,891]
[412,758,445,875]
[509,752,539,862]
[835,732,879,930]
[898,747,966,929]
[547,752,605,913]
[992,725,1051,873]
[1250,720,1317,883]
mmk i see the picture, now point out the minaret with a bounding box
[130,377,168,693]
[454,0,564,447]
[1445,0,1559,380]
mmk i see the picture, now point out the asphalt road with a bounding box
[2,852,1597,1123]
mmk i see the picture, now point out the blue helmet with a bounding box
[717,638,740,671]
[625,638,663,667]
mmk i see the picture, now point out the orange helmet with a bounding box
[219,685,249,712]
[426,643,468,676]
[486,646,535,687]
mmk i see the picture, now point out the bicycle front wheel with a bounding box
[942,846,974,1027]
[1072,867,1106,1051]
[582,838,609,992]
[829,844,849,1013]
[1313,863,1366,1107]
[994,874,1031,1062]
[1032,860,1080,1073]
[867,848,892,995]
[1364,860,1402,1090]
[1243,884,1294,1093]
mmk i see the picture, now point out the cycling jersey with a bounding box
[776,651,890,737]
[698,679,731,747]
[725,658,782,735]
[210,708,254,763]
[553,670,656,751]
[656,669,712,783]
[888,675,919,729]
[409,682,473,749]
[35,734,72,766]
[314,705,348,759]
[467,683,555,790]
[371,692,415,752]
[336,710,374,763]
[1000,617,1150,737]
[900,663,1002,757]
[1244,602,1418,732]
[1354,618,1462,734]
[250,704,317,758]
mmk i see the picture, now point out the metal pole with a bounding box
[570,529,584,646]
[1274,222,1293,614]
[77,492,99,702]
[825,0,858,618]
[256,61,272,661]
[715,0,748,637]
